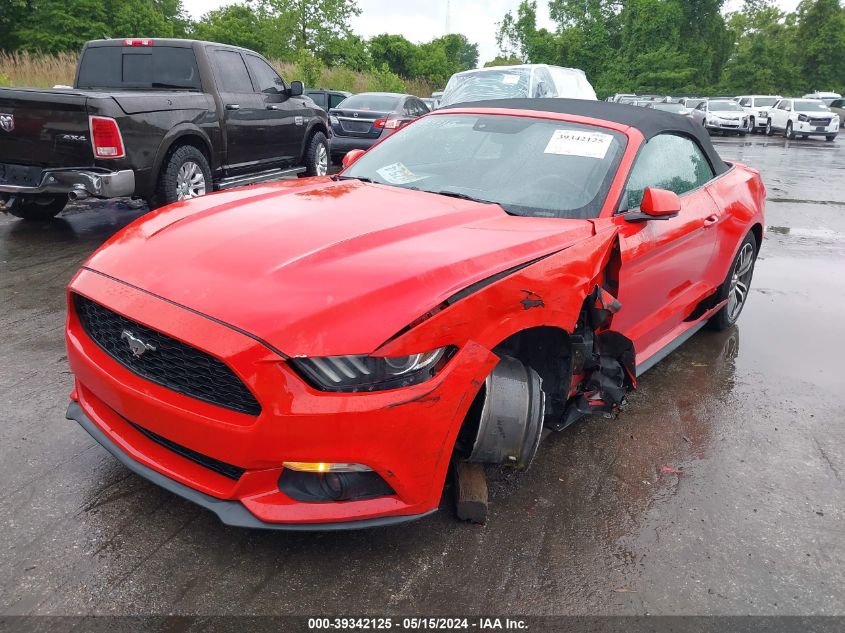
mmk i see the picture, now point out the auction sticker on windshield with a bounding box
[376,162,425,185]
[544,130,613,159]
[502,74,520,85]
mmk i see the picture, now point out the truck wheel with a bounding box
[6,194,69,221]
[302,131,329,177]
[826,135,837,142]
[785,121,795,140]
[153,145,212,208]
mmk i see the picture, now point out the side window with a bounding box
[623,134,716,210]
[244,55,285,94]
[212,50,253,93]
[740,98,751,107]
[328,93,346,109]
[533,68,555,97]
[412,99,427,115]
[308,92,327,109]
[403,99,413,116]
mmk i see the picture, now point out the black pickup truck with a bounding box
[0,38,330,220]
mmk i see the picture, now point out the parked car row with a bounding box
[609,91,840,142]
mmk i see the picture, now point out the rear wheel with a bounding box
[5,194,68,220]
[302,131,329,177]
[153,144,211,209]
[709,232,758,331]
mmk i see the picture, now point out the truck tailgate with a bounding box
[0,88,93,167]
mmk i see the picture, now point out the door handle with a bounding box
[266,105,281,110]
[225,104,240,110]
[704,214,719,226]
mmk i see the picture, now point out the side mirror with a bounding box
[341,149,365,170]
[625,187,680,222]
[288,80,303,97]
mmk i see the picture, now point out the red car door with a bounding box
[606,133,722,364]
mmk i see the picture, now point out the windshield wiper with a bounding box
[431,190,497,205]
[333,175,373,183]
[151,82,197,90]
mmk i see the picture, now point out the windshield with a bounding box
[755,97,779,107]
[685,99,704,108]
[652,103,686,113]
[77,46,201,91]
[710,101,743,112]
[440,69,531,107]
[335,94,401,111]
[794,100,831,112]
[341,114,626,219]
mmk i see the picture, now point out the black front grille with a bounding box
[127,419,246,480]
[74,294,261,416]
[809,117,832,125]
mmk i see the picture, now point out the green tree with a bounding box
[794,0,845,93]
[191,3,278,56]
[369,33,417,77]
[262,0,360,62]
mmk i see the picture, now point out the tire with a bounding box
[785,121,795,140]
[301,131,329,177]
[739,131,747,137]
[801,135,809,139]
[709,232,758,331]
[748,116,755,132]
[826,135,837,142]
[152,144,212,209]
[5,194,69,220]
[765,120,774,136]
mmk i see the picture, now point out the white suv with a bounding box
[767,98,839,141]
[736,95,782,133]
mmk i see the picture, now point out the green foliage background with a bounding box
[0,0,843,96]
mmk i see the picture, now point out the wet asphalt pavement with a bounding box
[1,135,844,617]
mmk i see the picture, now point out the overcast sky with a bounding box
[182,0,804,65]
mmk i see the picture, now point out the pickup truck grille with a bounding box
[74,294,261,416]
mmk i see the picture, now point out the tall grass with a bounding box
[0,51,437,96]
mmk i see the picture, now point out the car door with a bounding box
[610,133,721,362]
[771,99,789,130]
[244,54,306,163]
[210,48,266,171]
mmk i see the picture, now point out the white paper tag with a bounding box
[376,162,424,185]
[544,130,614,159]
[502,74,520,85]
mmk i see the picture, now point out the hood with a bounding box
[85,178,594,356]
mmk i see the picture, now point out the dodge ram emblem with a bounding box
[121,329,156,358]
[0,114,13,133]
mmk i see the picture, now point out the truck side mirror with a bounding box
[288,80,303,97]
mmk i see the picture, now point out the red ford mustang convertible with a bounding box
[65,99,765,529]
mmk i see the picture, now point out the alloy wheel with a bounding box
[317,143,328,176]
[726,242,754,322]
[176,161,207,201]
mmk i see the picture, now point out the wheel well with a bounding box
[301,123,329,161]
[164,134,211,167]
[750,223,763,250]
[491,326,572,422]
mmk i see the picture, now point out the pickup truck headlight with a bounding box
[291,347,455,392]
[797,114,809,122]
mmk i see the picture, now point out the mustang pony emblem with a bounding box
[121,329,156,358]
[0,114,14,133]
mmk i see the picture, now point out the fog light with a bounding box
[279,468,395,502]
[283,461,372,473]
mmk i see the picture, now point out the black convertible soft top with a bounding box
[443,98,729,175]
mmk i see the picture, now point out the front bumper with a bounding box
[705,120,747,132]
[66,269,496,528]
[793,119,839,136]
[66,402,434,531]
[0,166,135,198]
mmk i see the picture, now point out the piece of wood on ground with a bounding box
[453,460,488,524]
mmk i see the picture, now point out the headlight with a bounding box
[329,115,340,125]
[758,110,767,117]
[290,347,455,392]
[798,114,809,122]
